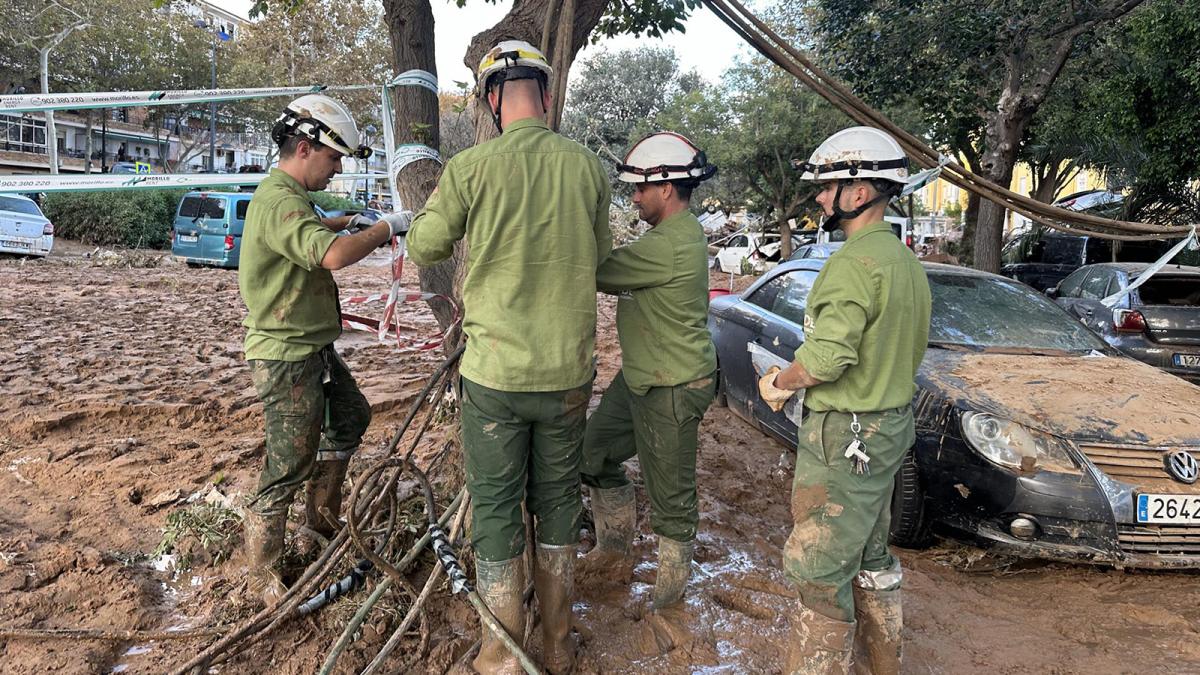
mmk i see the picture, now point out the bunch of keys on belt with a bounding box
[845,413,870,475]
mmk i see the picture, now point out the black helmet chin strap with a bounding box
[830,179,891,224]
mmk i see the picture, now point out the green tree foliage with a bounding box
[1074,1,1200,222]
[806,0,1149,270]
[225,0,392,144]
[561,47,700,167]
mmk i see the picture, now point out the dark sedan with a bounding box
[709,259,1200,568]
[1049,262,1200,383]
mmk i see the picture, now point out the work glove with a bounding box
[758,366,797,412]
[380,211,413,238]
[346,213,374,233]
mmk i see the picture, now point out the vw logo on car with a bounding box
[1165,450,1200,485]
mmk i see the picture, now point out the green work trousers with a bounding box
[580,371,716,542]
[247,345,371,518]
[460,377,591,562]
[783,406,913,623]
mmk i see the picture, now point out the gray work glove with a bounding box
[346,213,374,233]
[380,211,413,237]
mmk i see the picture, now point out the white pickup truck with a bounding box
[0,194,53,258]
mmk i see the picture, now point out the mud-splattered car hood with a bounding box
[918,348,1200,447]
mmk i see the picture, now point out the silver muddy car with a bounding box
[1048,262,1200,383]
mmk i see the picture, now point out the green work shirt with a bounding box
[794,221,931,412]
[406,117,612,392]
[238,168,340,362]
[596,210,717,395]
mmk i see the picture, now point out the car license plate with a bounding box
[1173,354,1200,368]
[1,239,30,249]
[178,234,199,243]
[1136,493,1200,524]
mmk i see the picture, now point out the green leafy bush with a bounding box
[43,189,188,249]
[308,190,361,212]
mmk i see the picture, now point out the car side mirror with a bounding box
[1045,286,1059,299]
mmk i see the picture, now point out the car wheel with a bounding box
[888,449,933,549]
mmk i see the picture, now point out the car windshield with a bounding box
[0,196,44,217]
[929,271,1107,352]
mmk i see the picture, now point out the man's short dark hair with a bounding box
[278,134,306,159]
[671,180,697,202]
[867,178,903,199]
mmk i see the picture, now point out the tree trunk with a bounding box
[960,192,980,265]
[974,87,1033,273]
[39,48,58,175]
[778,216,793,259]
[383,0,457,338]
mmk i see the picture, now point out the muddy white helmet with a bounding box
[271,94,371,159]
[795,126,908,229]
[794,126,908,184]
[617,132,718,185]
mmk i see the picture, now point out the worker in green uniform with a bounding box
[238,94,412,604]
[405,40,611,675]
[758,126,931,674]
[580,132,718,610]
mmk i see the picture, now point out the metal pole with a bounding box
[208,32,217,172]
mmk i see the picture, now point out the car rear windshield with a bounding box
[179,196,226,219]
[929,272,1107,352]
[0,196,44,217]
[1138,276,1200,306]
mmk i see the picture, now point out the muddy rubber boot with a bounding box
[852,587,902,675]
[472,556,526,675]
[786,602,855,675]
[304,458,350,541]
[651,536,694,609]
[243,509,288,605]
[590,484,635,557]
[534,543,578,674]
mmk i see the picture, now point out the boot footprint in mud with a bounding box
[634,604,717,662]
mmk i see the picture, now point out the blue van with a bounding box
[172,191,341,269]
[171,191,255,268]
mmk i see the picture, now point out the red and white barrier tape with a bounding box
[340,236,460,352]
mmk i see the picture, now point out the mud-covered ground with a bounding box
[2,242,1199,674]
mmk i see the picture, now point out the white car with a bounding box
[0,194,53,257]
[712,232,805,275]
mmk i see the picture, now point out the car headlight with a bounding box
[960,412,1081,475]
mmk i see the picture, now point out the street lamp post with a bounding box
[195,20,229,173]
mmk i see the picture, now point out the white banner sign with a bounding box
[0,172,387,194]
[0,84,377,114]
